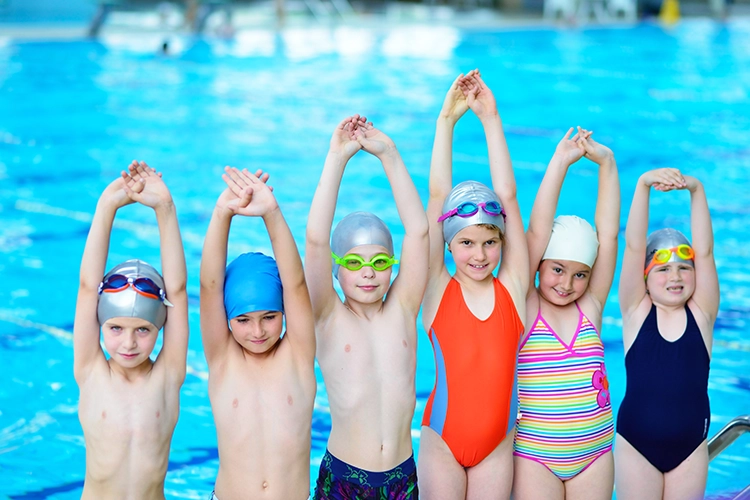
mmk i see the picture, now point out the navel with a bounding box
[402,340,408,348]
[156,411,160,419]
[287,395,293,406]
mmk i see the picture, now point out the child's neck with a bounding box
[108,358,154,382]
[343,297,384,320]
[454,272,494,293]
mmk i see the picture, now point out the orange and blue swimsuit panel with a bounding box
[422,278,524,468]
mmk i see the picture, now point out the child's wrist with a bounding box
[153,199,176,215]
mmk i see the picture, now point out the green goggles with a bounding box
[331,251,399,272]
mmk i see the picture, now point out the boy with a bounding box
[74,161,189,500]
[305,116,429,499]
[200,166,316,499]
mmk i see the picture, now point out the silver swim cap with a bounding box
[542,215,599,269]
[441,181,505,244]
[97,259,171,330]
[331,212,394,279]
[645,228,694,275]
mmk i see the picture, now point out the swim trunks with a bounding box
[211,490,310,499]
[617,304,710,473]
[514,303,614,480]
[313,449,418,500]
[422,278,524,467]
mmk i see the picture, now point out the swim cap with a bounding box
[645,228,694,272]
[224,252,284,320]
[97,259,169,330]
[542,215,599,269]
[331,212,394,279]
[441,181,505,244]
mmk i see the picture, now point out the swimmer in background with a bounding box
[616,168,718,500]
[200,167,316,500]
[513,128,620,500]
[419,70,528,499]
[74,161,189,500]
[305,116,428,499]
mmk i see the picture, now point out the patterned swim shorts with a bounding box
[313,449,418,500]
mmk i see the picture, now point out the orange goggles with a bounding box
[644,244,695,278]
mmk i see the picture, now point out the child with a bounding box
[73,161,189,499]
[305,116,428,499]
[200,166,316,500]
[418,71,528,499]
[513,128,620,499]
[616,168,718,500]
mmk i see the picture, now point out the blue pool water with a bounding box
[1,20,750,499]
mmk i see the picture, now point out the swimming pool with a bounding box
[1,19,749,499]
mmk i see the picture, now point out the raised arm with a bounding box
[427,73,473,285]
[200,171,245,365]
[683,175,719,321]
[73,165,139,383]
[304,115,364,321]
[463,72,528,305]
[357,125,429,316]
[124,162,189,383]
[619,168,686,317]
[579,133,620,310]
[223,168,315,363]
[526,128,585,296]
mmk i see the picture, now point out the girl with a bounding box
[616,168,718,500]
[418,71,528,499]
[513,129,620,500]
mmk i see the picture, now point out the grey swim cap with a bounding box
[331,212,394,279]
[97,259,170,330]
[645,228,694,273]
[542,215,599,269]
[441,181,505,244]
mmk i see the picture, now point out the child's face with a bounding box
[537,259,592,306]
[229,310,284,355]
[337,244,394,305]
[646,261,695,306]
[102,317,159,368]
[449,225,502,282]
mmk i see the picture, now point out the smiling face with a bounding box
[645,261,696,307]
[229,310,284,355]
[102,316,159,368]
[448,225,503,282]
[336,244,394,305]
[537,259,592,306]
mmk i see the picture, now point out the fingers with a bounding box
[562,127,575,141]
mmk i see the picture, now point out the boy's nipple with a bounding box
[232,398,239,408]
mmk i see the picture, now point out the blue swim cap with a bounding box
[224,252,284,320]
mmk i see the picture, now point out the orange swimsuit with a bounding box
[422,278,523,467]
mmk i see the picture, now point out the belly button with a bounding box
[262,481,268,489]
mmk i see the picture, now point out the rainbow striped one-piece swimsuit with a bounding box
[513,303,614,481]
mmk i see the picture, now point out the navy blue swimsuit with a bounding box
[617,304,710,473]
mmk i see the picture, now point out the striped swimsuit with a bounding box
[513,303,614,481]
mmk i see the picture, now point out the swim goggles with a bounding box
[98,274,174,306]
[331,252,399,272]
[437,201,506,223]
[644,244,695,278]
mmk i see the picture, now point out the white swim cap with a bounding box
[541,215,599,269]
[331,212,394,279]
[441,181,505,245]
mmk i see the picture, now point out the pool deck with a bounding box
[1,0,747,41]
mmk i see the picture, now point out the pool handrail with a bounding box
[707,415,750,461]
